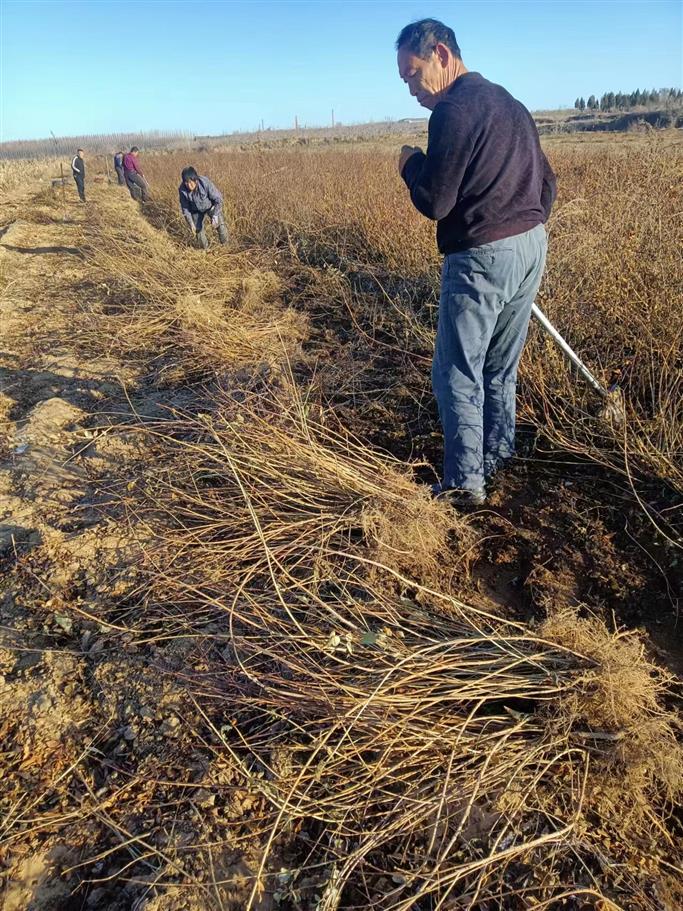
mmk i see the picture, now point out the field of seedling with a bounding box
[0,129,681,911]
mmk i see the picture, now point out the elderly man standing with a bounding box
[397,19,556,506]
[71,148,86,202]
[178,166,229,249]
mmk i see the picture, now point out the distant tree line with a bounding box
[573,87,682,113]
[0,130,192,161]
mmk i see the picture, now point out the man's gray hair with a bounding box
[395,18,461,60]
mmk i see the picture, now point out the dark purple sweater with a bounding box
[123,152,142,175]
[402,72,556,253]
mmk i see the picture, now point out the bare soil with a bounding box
[0,185,273,910]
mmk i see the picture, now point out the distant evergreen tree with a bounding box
[576,86,681,114]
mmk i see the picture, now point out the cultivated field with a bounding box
[0,130,681,911]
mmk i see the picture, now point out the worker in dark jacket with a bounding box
[113,151,125,185]
[71,149,85,202]
[178,166,229,249]
[123,147,149,201]
[396,18,556,506]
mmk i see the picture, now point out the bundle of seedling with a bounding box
[129,381,681,910]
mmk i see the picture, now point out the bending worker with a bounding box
[396,18,556,506]
[71,148,86,202]
[123,147,149,201]
[178,167,229,249]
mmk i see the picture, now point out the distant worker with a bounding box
[123,146,149,201]
[113,150,125,185]
[178,166,229,249]
[396,19,556,506]
[71,148,86,202]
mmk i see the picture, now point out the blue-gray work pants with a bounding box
[191,207,228,249]
[432,224,547,491]
[125,171,149,202]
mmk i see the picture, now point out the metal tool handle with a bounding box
[531,303,609,399]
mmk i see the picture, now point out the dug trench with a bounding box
[1,173,681,911]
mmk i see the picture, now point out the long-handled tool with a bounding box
[531,303,625,423]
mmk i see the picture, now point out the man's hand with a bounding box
[398,145,423,176]
[210,215,219,227]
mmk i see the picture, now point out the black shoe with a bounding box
[431,482,487,507]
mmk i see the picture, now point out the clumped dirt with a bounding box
[0,174,680,911]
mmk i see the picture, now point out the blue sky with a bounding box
[1,0,681,141]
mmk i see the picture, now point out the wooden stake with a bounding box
[59,162,67,220]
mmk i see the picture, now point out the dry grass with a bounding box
[0,157,64,196]
[78,204,308,384]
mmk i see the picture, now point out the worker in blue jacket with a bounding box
[113,151,125,185]
[178,166,229,249]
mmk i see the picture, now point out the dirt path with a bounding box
[1,186,128,909]
[0,183,260,911]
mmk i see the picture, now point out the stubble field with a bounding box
[0,130,681,911]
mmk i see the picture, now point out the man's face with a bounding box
[397,45,450,110]
[78,150,84,158]
[184,179,197,192]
